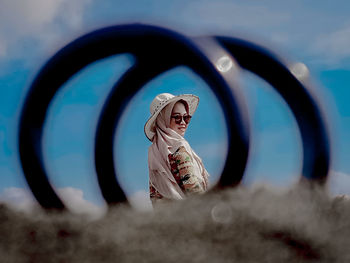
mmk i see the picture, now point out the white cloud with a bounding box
[59,1,89,29]
[311,25,350,66]
[0,187,39,212]
[128,190,153,211]
[57,187,106,218]
[2,0,63,28]
[0,186,106,218]
[270,33,290,45]
[180,1,290,33]
[0,0,62,42]
[0,41,7,57]
[193,141,228,159]
[328,171,350,196]
[0,0,91,59]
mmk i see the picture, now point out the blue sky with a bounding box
[1,0,350,212]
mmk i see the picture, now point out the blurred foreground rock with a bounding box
[1,184,350,262]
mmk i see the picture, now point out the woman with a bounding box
[144,93,210,204]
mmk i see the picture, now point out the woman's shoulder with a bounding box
[175,146,187,154]
[169,146,192,163]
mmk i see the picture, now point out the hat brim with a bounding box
[144,94,199,141]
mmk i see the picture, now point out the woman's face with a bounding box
[169,101,189,137]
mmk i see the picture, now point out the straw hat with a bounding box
[144,93,199,141]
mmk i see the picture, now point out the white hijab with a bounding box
[148,100,209,200]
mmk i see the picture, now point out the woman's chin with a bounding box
[176,130,185,137]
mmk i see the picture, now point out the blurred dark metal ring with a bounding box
[19,24,250,209]
[18,24,330,210]
[216,36,330,183]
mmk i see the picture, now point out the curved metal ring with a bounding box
[19,24,250,209]
[216,36,331,183]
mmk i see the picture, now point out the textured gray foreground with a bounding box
[1,184,350,263]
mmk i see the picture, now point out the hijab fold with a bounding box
[148,101,209,200]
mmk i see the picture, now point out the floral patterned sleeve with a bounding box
[168,146,204,195]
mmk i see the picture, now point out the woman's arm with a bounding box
[169,146,204,195]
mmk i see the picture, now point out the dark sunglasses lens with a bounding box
[172,115,191,124]
[184,116,191,124]
[173,116,181,124]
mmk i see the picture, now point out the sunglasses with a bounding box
[171,114,192,124]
